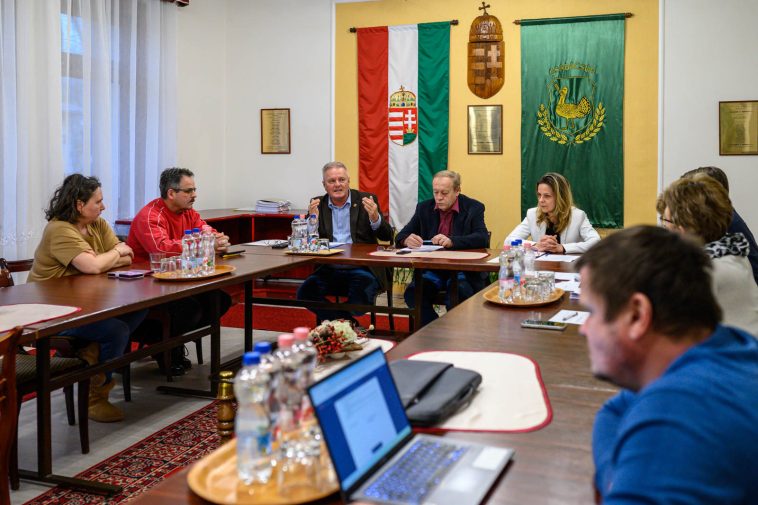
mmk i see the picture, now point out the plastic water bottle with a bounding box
[254,341,280,435]
[181,230,194,276]
[191,228,202,273]
[498,245,513,301]
[524,243,536,276]
[307,214,319,251]
[201,225,215,274]
[511,247,523,302]
[292,327,317,420]
[273,334,300,435]
[290,215,306,252]
[297,215,308,252]
[234,352,273,485]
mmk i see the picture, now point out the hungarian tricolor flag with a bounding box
[357,22,450,231]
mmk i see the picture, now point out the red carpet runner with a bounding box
[221,303,409,332]
[23,401,221,504]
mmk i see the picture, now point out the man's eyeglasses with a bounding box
[324,177,348,186]
[660,217,675,226]
[173,187,197,194]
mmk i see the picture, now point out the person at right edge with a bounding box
[578,226,758,504]
[395,170,490,327]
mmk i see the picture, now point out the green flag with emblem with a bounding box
[520,14,625,228]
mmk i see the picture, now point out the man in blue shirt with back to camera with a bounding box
[297,161,393,324]
[576,225,758,504]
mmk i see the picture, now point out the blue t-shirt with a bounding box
[593,325,758,504]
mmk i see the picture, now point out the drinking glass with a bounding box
[317,238,330,251]
[538,271,555,298]
[149,252,165,272]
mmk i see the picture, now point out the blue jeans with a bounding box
[60,309,148,380]
[404,270,476,327]
[297,266,380,324]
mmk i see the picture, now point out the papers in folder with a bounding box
[235,198,291,213]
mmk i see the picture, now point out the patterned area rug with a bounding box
[23,401,221,504]
[221,303,409,333]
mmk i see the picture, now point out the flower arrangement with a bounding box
[308,319,371,361]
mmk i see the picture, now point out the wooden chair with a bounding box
[1,259,93,456]
[0,327,22,504]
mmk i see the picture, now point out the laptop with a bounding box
[308,348,514,505]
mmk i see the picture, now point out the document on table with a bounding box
[537,254,579,263]
[549,310,589,325]
[555,272,579,281]
[557,281,581,293]
[243,239,288,246]
[399,244,444,253]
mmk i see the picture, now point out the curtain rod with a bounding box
[349,20,458,33]
[514,12,632,25]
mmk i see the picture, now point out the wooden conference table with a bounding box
[132,257,618,505]
[2,252,312,493]
[243,243,500,332]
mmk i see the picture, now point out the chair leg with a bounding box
[64,384,76,426]
[120,365,131,402]
[387,285,395,331]
[78,379,90,454]
[10,399,21,490]
[195,338,204,364]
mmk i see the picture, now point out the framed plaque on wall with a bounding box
[719,101,758,155]
[261,108,291,154]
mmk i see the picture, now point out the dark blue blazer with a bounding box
[394,194,490,250]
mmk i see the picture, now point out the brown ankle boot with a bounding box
[88,379,124,423]
[77,342,100,366]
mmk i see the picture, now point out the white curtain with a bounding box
[60,0,177,227]
[0,0,177,261]
[0,1,64,260]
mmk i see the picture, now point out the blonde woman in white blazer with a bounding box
[505,172,600,254]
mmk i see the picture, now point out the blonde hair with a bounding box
[536,172,574,233]
[656,174,732,243]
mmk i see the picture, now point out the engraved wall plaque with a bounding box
[261,108,291,154]
[468,105,502,154]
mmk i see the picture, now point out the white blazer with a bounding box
[505,207,600,254]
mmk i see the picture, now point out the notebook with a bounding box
[308,348,514,505]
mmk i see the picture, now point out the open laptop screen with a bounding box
[309,349,411,490]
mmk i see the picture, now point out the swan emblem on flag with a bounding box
[389,86,418,146]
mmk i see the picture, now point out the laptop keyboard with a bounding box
[363,439,468,504]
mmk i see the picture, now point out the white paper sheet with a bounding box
[549,310,589,325]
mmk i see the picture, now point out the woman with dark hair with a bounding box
[505,172,600,254]
[658,174,758,336]
[29,174,146,422]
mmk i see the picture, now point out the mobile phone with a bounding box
[520,319,567,331]
[422,240,433,245]
[220,249,245,257]
[271,242,289,249]
[108,270,147,279]
[396,250,412,255]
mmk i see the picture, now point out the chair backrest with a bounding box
[0,259,12,288]
[0,258,33,288]
[0,327,21,503]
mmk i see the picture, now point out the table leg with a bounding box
[244,280,253,352]
[449,273,460,307]
[412,268,424,332]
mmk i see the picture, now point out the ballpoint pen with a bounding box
[561,311,578,321]
[536,252,549,258]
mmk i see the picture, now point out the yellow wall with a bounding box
[335,0,659,244]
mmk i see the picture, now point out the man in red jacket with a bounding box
[127,167,232,375]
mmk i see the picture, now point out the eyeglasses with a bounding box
[660,217,675,226]
[324,177,348,186]
[173,187,197,194]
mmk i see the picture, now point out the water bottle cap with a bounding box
[185,230,192,235]
[242,351,261,366]
[292,327,310,341]
[515,239,523,245]
[202,225,212,231]
[277,333,294,348]
[253,341,272,354]
[310,214,317,219]
[192,227,200,233]
[510,240,519,246]
[524,243,532,250]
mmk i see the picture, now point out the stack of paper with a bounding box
[254,198,291,213]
